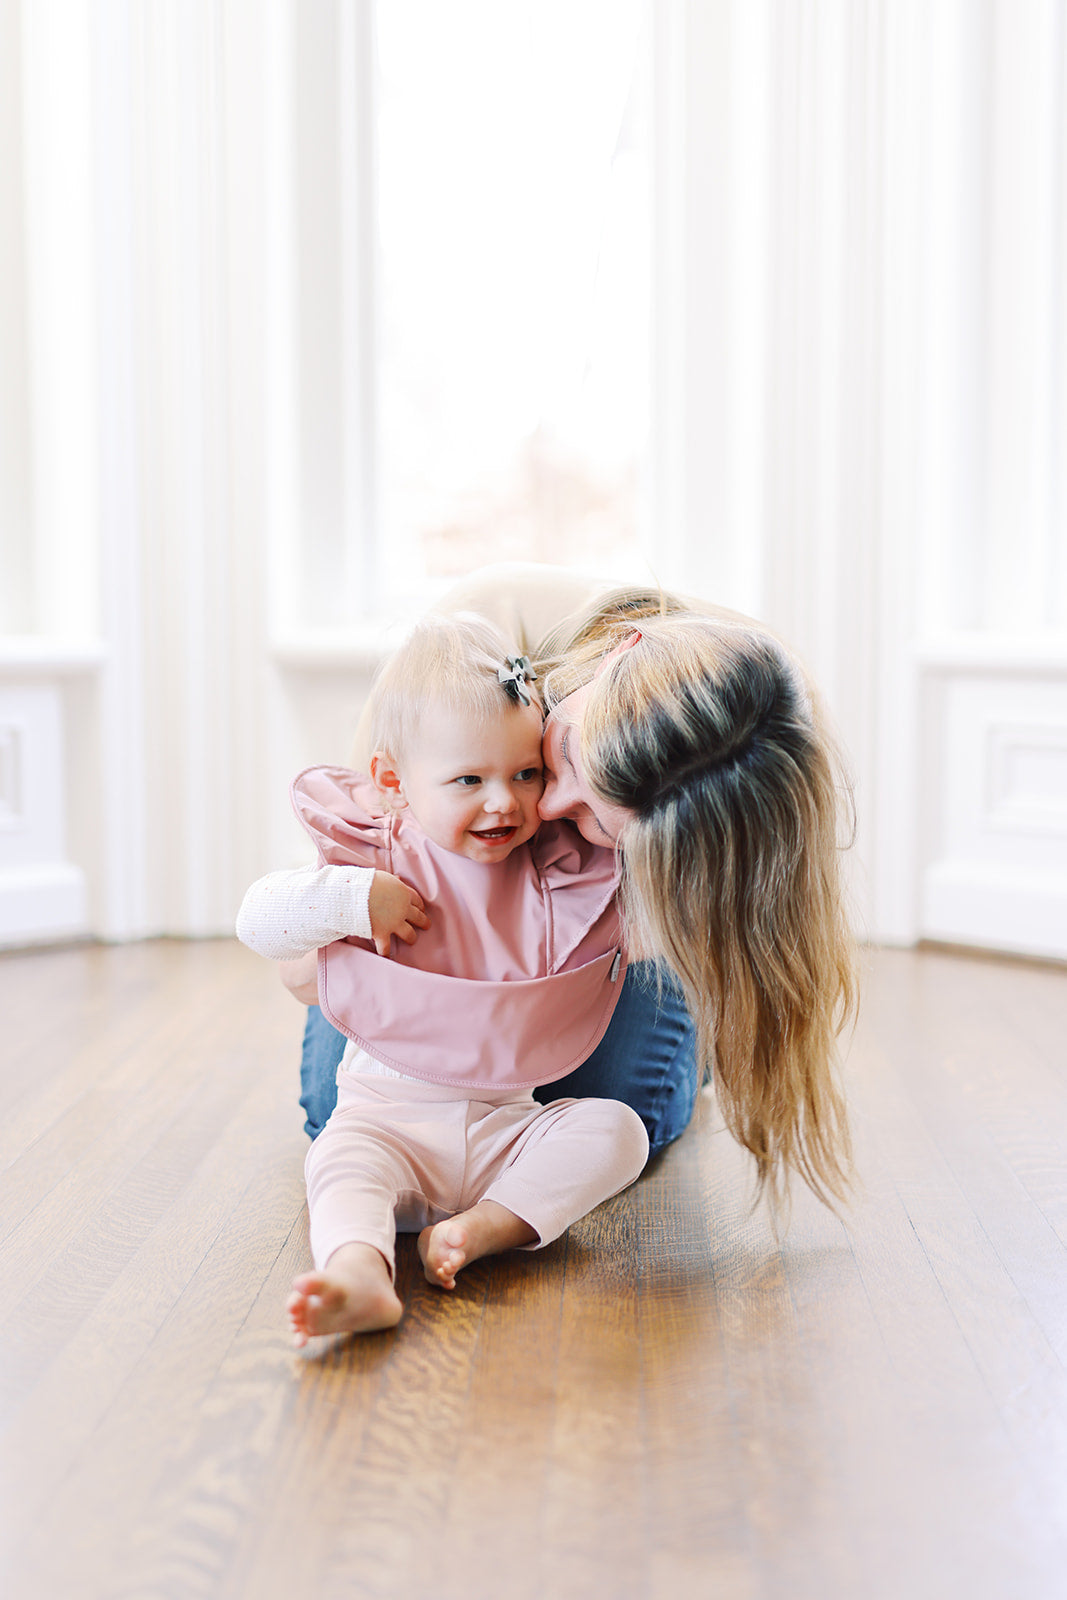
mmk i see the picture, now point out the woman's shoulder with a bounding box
[434,563,615,655]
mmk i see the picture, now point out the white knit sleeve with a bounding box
[235,864,374,959]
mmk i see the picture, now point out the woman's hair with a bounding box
[539,592,857,1211]
[367,612,539,762]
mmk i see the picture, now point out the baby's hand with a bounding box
[367,871,430,956]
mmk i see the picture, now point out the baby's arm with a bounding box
[236,864,428,960]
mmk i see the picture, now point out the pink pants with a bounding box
[304,1069,650,1273]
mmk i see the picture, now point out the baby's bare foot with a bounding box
[287,1243,402,1347]
[418,1221,469,1289]
[418,1201,538,1291]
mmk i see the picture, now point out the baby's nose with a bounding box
[484,781,519,813]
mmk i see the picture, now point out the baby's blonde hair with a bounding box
[368,613,540,764]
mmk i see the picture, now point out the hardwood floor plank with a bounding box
[0,1088,301,1552]
[306,1261,492,1600]
[411,1243,569,1600]
[0,942,241,1172]
[5,1156,307,1600]
[0,958,303,1411]
[637,1103,764,1600]
[895,953,1067,1236]
[538,1193,652,1600]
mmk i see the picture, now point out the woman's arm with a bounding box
[278,951,319,1005]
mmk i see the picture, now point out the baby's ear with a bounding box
[370,750,406,808]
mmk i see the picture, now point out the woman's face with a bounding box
[538,684,634,847]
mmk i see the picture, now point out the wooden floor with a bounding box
[1,940,1066,1600]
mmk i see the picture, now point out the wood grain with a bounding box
[1,939,1066,1599]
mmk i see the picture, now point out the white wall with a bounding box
[1,0,1065,958]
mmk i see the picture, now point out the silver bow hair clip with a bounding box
[498,655,538,706]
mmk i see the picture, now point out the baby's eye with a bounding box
[515,768,542,782]
[454,774,482,787]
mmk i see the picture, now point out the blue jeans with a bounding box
[297,960,698,1158]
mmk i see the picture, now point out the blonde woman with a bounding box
[289,563,856,1209]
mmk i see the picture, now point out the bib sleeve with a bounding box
[236,864,374,960]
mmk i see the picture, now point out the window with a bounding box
[368,1,652,610]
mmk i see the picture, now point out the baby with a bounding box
[237,616,648,1345]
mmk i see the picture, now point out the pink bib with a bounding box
[291,767,627,1090]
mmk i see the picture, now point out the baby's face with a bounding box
[395,701,544,862]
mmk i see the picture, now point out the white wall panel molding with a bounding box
[0,639,106,673]
[916,635,1067,673]
[0,681,90,946]
[985,722,1067,836]
[923,862,1067,963]
[919,662,1067,961]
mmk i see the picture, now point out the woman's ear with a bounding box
[594,629,643,679]
[370,751,407,808]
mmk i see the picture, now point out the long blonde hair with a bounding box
[539,591,856,1210]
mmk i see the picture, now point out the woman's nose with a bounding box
[537,771,567,820]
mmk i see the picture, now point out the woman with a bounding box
[286,563,856,1209]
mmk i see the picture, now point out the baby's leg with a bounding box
[418,1097,649,1290]
[295,1104,419,1344]
[288,1243,402,1347]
